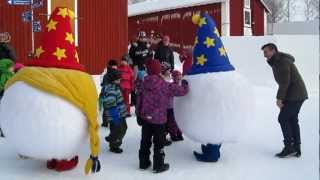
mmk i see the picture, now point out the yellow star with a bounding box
[57,8,69,18]
[197,54,207,66]
[65,32,74,44]
[46,19,58,32]
[35,46,45,58]
[68,9,75,19]
[194,36,198,45]
[53,47,67,61]
[219,47,227,57]
[214,27,220,37]
[198,17,207,27]
[203,37,215,48]
[75,51,79,62]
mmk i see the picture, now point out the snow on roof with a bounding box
[128,0,225,17]
[128,0,271,17]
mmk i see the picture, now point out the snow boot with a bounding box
[171,133,184,142]
[164,139,172,146]
[275,144,297,158]
[194,144,221,162]
[47,159,57,170]
[110,147,123,154]
[294,144,301,157]
[55,156,79,172]
[153,152,169,173]
[139,150,151,170]
[0,128,4,137]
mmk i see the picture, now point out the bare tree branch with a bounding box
[264,0,286,23]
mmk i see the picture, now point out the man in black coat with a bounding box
[154,35,174,70]
[262,43,308,158]
[129,31,152,72]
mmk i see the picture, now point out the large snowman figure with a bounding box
[174,13,253,162]
[0,7,100,174]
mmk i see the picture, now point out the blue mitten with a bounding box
[109,107,120,126]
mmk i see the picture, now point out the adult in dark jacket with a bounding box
[154,36,174,70]
[0,32,16,61]
[262,43,308,158]
[129,31,152,71]
[129,31,152,106]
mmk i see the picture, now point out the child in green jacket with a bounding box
[0,58,14,137]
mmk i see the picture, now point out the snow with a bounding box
[0,35,318,179]
[128,0,224,17]
[128,0,270,17]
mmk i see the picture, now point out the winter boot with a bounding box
[153,152,169,173]
[47,159,57,170]
[294,144,301,157]
[110,147,123,154]
[194,144,221,162]
[55,156,79,172]
[171,133,184,142]
[0,128,4,137]
[139,150,151,170]
[164,139,172,146]
[275,144,297,158]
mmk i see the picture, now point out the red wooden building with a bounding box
[128,0,270,50]
[0,0,128,74]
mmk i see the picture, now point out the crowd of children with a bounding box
[99,49,190,173]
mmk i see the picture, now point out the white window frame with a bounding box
[244,0,251,9]
[47,0,78,46]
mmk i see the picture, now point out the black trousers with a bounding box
[139,121,166,161]
[108,119,127,148]
[278,100,304,146]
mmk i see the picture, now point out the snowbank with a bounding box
[221,35,319,93]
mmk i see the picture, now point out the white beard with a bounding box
[174,71,254,144]
[0,82,88,160]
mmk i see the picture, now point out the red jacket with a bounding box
[118,64,134,91]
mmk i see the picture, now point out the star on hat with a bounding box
[187,13,235,75]
[28,7,85,72]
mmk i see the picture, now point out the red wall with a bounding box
[129,3,222,52]
[230,0,244,36]
[78,0,128,74]
[251,0,265,36]
[0,0,47,61]
[0,0,128,74]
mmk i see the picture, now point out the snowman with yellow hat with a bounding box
[0,7,100,174]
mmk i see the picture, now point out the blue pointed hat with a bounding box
[187,13,235,75]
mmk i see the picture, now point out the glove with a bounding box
[84,155,101,175]
[109,107,121,126]
[181,79,189,86]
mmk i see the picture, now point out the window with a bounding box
[244,9,251,27]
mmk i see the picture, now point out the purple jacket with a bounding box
[137,75,189,125]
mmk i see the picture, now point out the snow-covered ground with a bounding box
[0,87,318,180]
[0,35,318,179]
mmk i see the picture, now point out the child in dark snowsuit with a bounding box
[137,59,189,173]
[100,59,119,128]
[0,59,14,137]
[99,68,128,154]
